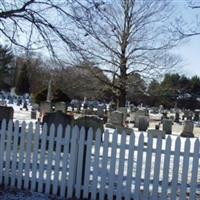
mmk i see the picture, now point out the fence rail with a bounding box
[0,119,200,199]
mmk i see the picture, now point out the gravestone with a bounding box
[97,105,105,118]
[117,107,127,123]
[8,96,14,104]
[181,120,194,137]
[138,116,149,131]
[193,110,200,121]
[107,111,123,126]
[54,102,66,113]
[42,111,73,136]
[0,100,7,106]
[17,98,22,106]
[74,115,104,139]
[184,110,193,121]
[21,100,28,111]
[32,104,39,111]
[0,106,14,127]
[31,109,37,119]
[134,110,149,128]
[129,112,135,123]
[163,119,172,134]
[174,112,180,123]
[148,129,165,138]
[40,101,52,122]
[129,104,136,112]
[106,111,132,134]
[187,112,193,120]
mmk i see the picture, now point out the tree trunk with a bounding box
[118,58,127,107]
[118,87,126,107]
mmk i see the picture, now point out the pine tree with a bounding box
[0,45,14,90]
[15,62,30,95]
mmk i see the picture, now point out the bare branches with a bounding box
[67,0,181,106]
[0,0,77,58]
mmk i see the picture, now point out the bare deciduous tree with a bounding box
[175,0,200,37]
[0,0,78,57]
[69,0,181,106]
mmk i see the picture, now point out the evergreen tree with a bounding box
[0,45,14,90]
[15,62,30,95]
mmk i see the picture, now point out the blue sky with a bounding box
[174,37,200,77]
[173,0,200,77]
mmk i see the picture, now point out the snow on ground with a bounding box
[4,103,200,197]
[0,189,52,200]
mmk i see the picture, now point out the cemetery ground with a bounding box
[1,100,200,199]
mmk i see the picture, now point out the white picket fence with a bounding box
[0,119,200,199]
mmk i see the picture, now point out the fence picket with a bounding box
[134,133,144,200]
[125,132,135,200]
[38,124,48,192]
[17,122,26,189]
[45,124,55,194]
[67,126,79,198]
[171,137,181,199]
[116,131,127,200]
[152,135,162,199]
[99,130,109,200]
[4,120,13,185]
[52,125,63,195]
[82,128,93,199]
[30,123,40,191]
[60,125,71,198]
[24,122,33,189]
[190,139,200,199]
[179,139,191,200]
[0,122,199,199]
[11,121,20,187]
[91,129,101,200]
[160,136,172,199]
[143,135,153,199]
[75,127,86,198]
[107,130,118,200]
[0,119,7,184]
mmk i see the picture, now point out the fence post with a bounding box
[67,125,79,198]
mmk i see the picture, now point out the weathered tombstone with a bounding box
[40,101,52,122]
[193,110,200,121]
[21,100,28,111]
[0,106,14,127]
[117,107,127,123]
[31,109,37,119]
[181,120,194,137]
[54,102,66,113]
[129,112,135,123]
[155,124,160,130]
[163,119,172,134]
[159,105,164,113]
[107,111,123,126]
[106,111,132,134]
[184,110,193,120]
[148,129,165,138]
[187,112,193,120]
[32,104,39,111]
[138,116,149,131]
[134,109,149,128]
[17,98,22,106]
[174,112,180,123]
[8,96,14,104]
[97,105,105,118]
[0,100,7,106]
[74,115,104,139]
[42,111,73,136]
[129,104,136,112]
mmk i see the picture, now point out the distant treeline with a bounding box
[0,45,199,109]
